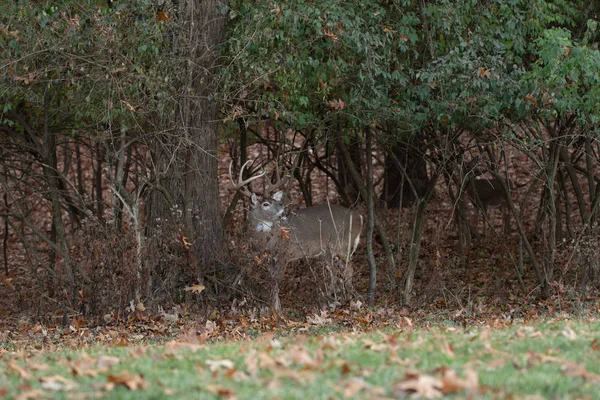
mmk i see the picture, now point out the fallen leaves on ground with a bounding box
[206,359,236,371]
[40,375,78,391]
[394,367,479,399]
[532,353,600,383]
[205,384,236,399]
[8,362,32,379]
[15,389,45,400]
[1,307,599,399]
[107,371,149,390]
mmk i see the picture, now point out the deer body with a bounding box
[465,178,513,236]
[232,160,362,310]
[249,201,363,262]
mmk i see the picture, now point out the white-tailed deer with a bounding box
[465,177,514,236]
[231,160,363,311]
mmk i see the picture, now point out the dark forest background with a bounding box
[1,0,599,323]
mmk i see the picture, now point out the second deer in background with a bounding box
[231,160,363,311]
[465,177,515,236]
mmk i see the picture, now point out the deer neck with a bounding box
[254,220,274,232]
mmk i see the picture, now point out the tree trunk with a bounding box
[365,127,377,305]
[402,170,439,305]
[94,143,104,219]
[145,0,227,304]
[2,189,8,275]
[337,135,362,206]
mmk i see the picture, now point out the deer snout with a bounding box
[270,204,285,219]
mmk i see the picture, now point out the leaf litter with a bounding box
[1,306,599,398]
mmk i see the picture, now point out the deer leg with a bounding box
[268,257,285,312]
[482,205,490,237]
[502,205,511,235]
[271,289,281,312]
[458,216,472,275]
[472,206,484,238]
[462,203,481,242]
[333,255,350,300]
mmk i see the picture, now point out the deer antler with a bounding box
[264,160,290,196]
[229,160,266,198]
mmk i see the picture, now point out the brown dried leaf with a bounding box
[15,389,45,400]
[120,100,136,112]
[291,347,316,368]
[205,385,236,399]
[388,355,417,367]
[394,371,442,399]
[478,67,491,78]
[4,277,15,290]
[164,334,206,354]
[525,94,538,107]
[307,311,331,326]
[8,362,31,380]
[40,375,78,391]
[485,358,507,369]
[327,99,346,110]
[27,362,50,372]
[128,346,149,359]
[440,367,479,394]
[258,351,276,369]
[338,377,369,398]
[156,11,169,21]
[184,284,206,294]
[340,362,352,375]
[206,359,235,372]
[561,326,577,340]
[279,227,291,241]
[322,28,338,41]
[244,350,259,376]
[362,339,389,352]
[96,355,121,369]
[13,72,38,86]
[182,235,192,249]
[178,328,208,345]
[479,327,490,342]
[107,371,148,390]
[540,354,600,383]
[68,392,108,400]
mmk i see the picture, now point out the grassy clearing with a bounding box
[1,318,599,399]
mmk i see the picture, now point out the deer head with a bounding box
[230,160,289,233]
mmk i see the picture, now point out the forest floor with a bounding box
[1,308,599,399]
[2,227,599,398]
[2,146,600,398]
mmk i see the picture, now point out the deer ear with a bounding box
[272,191,283,202]
[251,193,259,206]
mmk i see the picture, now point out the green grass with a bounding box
[1,319,600,399]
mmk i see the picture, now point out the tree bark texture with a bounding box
[145,0,227,300]
[336,136,362,206]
